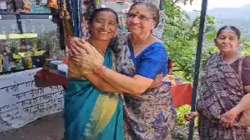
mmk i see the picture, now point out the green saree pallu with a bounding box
[64,48,124,140]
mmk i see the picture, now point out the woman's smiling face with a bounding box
[126,4,156,36]
[215,30,240,54]
[90,11,118,41]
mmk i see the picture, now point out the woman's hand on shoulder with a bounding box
[68,36,89,56]
[71,42,104,73]
[67,36,104,72]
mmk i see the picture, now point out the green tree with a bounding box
[163,0,217,81]
[242,39,250,56]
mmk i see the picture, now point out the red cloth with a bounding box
[170,84,193,107]
[35,69,193,107]
[35,69,67,87]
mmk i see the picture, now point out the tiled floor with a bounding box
[0,112,249,140]
[0,112,64,140]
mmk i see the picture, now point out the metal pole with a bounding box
[188,0,208,140]
[16,14,23,34]
[69,0,82,37]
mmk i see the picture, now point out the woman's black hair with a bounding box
[88,8,119,24]
[216,25,241,39]
[129,2,160,28]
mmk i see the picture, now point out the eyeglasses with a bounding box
[127,13,153,22]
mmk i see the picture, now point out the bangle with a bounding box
[94,65,106,74]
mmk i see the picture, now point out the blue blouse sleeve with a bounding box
[135,43,168,79]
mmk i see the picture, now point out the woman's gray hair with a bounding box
[129,2,160,28]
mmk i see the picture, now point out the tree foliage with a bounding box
[242,40,250,56]
[163,0,250,82]
[163,0,217,81]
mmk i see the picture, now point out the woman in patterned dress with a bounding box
[71,2,176,140]
[187,25,250,140]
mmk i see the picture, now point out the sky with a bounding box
[179,0,250,11]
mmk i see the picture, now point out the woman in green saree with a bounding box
[64,8,124,140]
